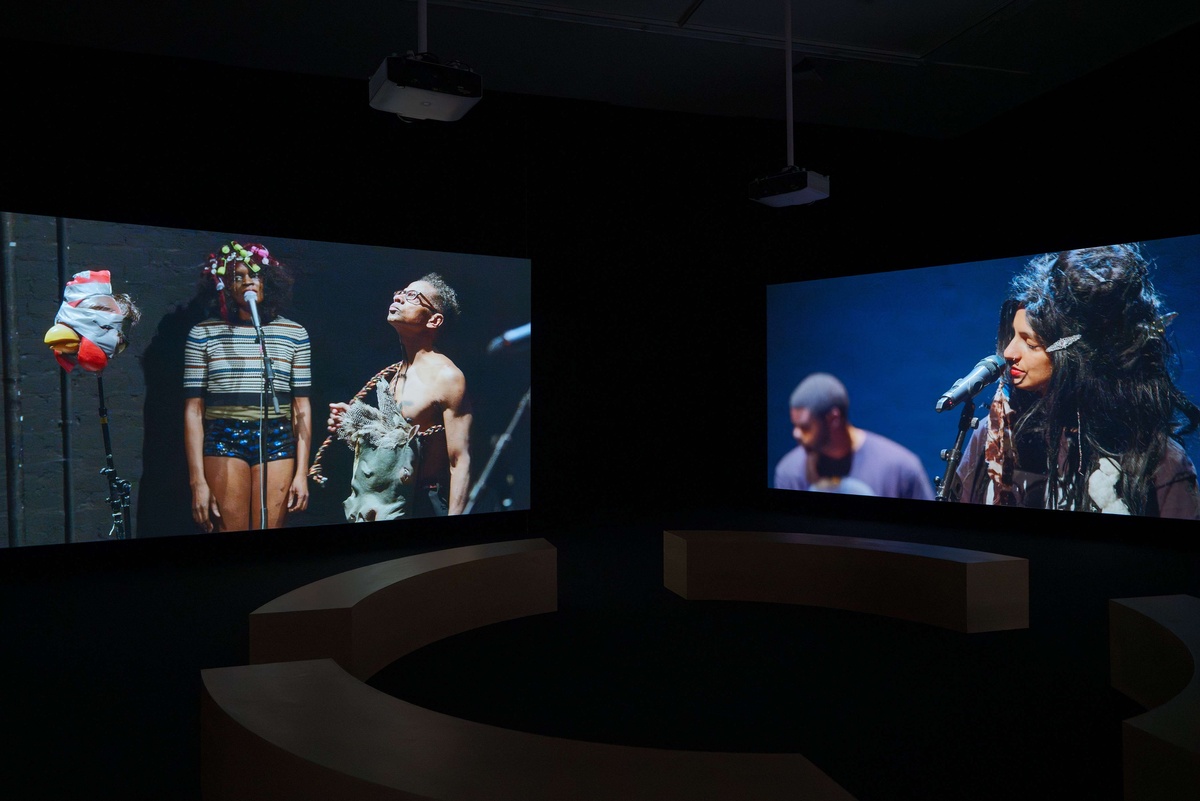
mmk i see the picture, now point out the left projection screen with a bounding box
[0,212,532,547]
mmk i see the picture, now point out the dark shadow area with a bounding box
[137,294,210,538]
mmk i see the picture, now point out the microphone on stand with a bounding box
[244,289,263,330]
[242,289,281,415]
[487,322,531,354]
[935,355,1005,412]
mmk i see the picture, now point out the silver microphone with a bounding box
[243,289,263,329]
[487,322,531,353]
[935,355,1005,412]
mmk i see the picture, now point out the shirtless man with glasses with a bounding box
[321,273,472,520]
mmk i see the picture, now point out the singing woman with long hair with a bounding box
[956,243,1200,518]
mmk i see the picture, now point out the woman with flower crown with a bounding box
[183,242,312,532]
[955,243,1200,518]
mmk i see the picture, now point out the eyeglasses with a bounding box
[394,288,442,314]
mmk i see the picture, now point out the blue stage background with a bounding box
[766,234,1200,495]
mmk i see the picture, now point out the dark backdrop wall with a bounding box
[1,22,1199,800]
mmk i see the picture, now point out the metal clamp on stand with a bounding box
[934,400,981,502]
[97,375,132,538]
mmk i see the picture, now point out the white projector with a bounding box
[749,167,830,207]
[369,56,482,122]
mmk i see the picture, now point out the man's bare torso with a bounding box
[391,353,458,485]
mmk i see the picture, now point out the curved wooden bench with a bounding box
[247,538,558,680]
[1109,595,1200,801]
[201,537,857,801]
[202,658,855,801]
[664,530,1029,633]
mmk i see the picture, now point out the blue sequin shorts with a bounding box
[203,418,296,464]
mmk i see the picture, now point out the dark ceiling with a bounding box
[6,1,1200,138]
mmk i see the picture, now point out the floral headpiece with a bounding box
[204,241,271,320]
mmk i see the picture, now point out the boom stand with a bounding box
[252,322,281,530]
[96,375,132,538]
[935,400,980,502]
[464,388,530,514]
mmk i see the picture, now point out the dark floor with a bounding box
[371,521,1148,801]
[2,508,1195,800]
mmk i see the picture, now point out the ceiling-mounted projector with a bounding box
[749,166,830,207]
[369,55,482,122]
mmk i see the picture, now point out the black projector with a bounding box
[749,166,830,207]
[369,56,482,122]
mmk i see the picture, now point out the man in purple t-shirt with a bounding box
[774,373,934,500]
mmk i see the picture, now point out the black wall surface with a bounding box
[1,25,1199,800]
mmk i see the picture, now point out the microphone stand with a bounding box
[464,388,530,514]
[935,400,980,502]
[247,296,280,530]
[96,375,132,538]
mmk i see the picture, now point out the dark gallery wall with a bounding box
[1,22,1199,800]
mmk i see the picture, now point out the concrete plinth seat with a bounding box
[664,530,1029,633]
[201,537,856,800]
[1109,594,1200,801]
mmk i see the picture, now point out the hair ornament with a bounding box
[1045,334,1081,353]
[1139,311,1178,339]
[207,240,269,280]
[205,240,269,321]
[203,253,227,322]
